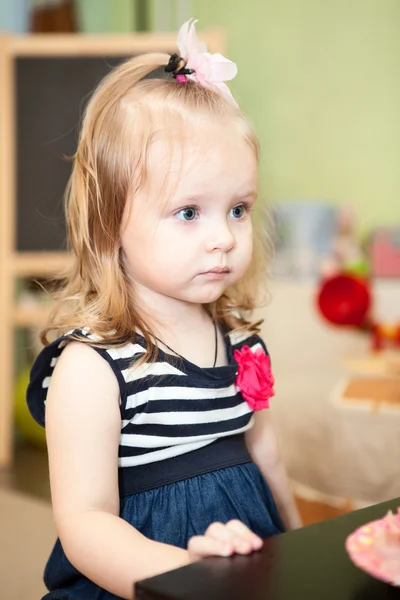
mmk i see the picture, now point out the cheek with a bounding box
[235,225,253,269]
[120,216,159,276]
[121,226,145,261]
[147,226,191,267]
[237,222,253,251]
[157,223,198,252]
[242,242,254,268]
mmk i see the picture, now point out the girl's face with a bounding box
[120,130,257,314]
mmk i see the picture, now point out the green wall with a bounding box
[75,0,138,32]
[75,0,400,233]
[194,0,400,233]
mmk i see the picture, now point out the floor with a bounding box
[0,439,51,503]
[0,440,54,600]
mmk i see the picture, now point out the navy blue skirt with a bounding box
[42,462,284,599]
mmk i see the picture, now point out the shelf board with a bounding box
[10,252,72,276]
[9,33,178,57]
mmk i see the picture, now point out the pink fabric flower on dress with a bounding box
[176,18,238,106]
[234,345,275,411]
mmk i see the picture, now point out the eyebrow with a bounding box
[239,190,258,200]
[177,191,258,203]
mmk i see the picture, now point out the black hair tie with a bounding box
[164,53,195,78]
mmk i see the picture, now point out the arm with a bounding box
[46,342,192,599]
[245,409,302,531]
[47,342,263,600]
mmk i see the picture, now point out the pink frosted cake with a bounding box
[346,508,400,586]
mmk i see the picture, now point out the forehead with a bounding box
[146,123,258,198]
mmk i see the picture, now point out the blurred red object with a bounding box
[317,274,371,327]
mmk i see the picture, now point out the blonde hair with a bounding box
[41,52,272,358]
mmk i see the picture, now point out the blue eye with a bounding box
[230,204,246,219]
[176,207,198,221]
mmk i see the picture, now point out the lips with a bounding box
[204,267,230,274]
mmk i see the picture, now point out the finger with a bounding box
[188,534,234,560]
[225,520,263,550]
[204,521,257,555]
[204,522,236,543]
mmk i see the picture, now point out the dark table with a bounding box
[135,497,400,600]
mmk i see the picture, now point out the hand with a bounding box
[187,520,263,562]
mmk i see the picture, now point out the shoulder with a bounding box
[227,329,269,355]
[51,339,117,388]
[26,328,146,427]
[44,340,121,434]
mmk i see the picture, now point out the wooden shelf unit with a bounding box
[12,251,72,276]
[12,253,71,325]
[0,30,225,469]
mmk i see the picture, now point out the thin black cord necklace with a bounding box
[152,320,218,368]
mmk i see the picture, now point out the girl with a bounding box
[27,19,301,600]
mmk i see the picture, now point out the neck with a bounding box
[134,283,211,339]
[132,283,222,368]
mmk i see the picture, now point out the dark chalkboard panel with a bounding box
[16,56,128,251]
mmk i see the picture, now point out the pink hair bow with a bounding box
[176,19,238,106]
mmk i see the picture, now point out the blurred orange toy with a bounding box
[371,322,400,352]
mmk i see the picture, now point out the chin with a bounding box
[191,287,229,305]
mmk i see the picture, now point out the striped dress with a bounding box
[27,326,284,600]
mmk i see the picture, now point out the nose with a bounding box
[206,219,235,253]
